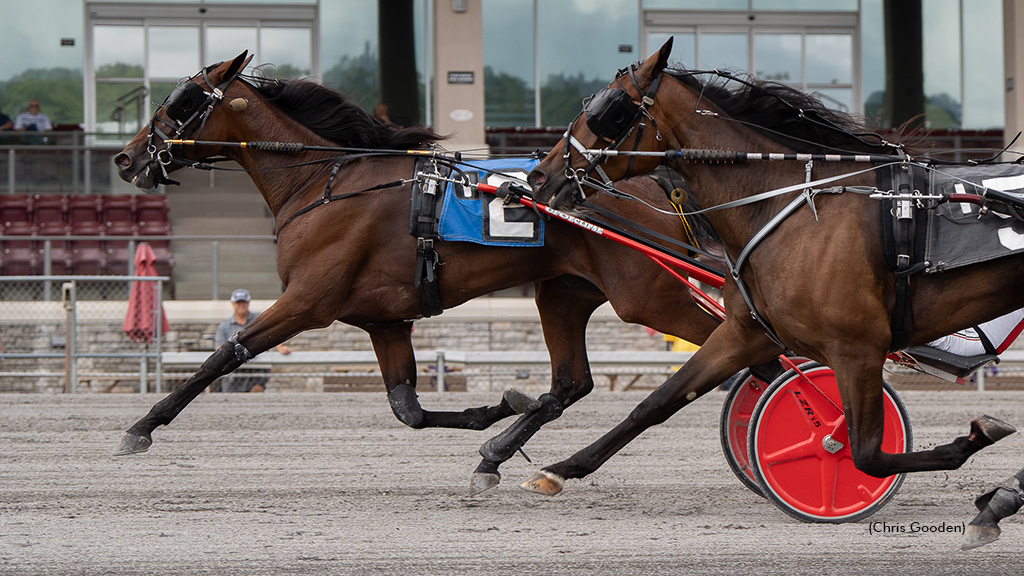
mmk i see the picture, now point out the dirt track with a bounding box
[1,389,1021,575]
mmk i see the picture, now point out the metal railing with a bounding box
[0,131,133,195]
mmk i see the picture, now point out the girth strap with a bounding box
[409,158,450,317]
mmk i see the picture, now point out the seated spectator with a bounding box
[14,100,52,132]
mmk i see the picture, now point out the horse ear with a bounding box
[652,37,673,77]
[221,51,253,81]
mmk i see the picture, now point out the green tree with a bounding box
[0,67,84,125]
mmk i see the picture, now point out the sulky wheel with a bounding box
[747,362,912,523]
[719,357,812,497]
[719,369,770,496]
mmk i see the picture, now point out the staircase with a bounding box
[165,167,282,300]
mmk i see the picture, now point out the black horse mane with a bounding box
[244,75,443,150]
[665,68,904,156]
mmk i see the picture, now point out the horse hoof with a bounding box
[469,472,501,496]
[113,433,152,456]
[504,388,542,414]
[972,414,1016,444]
[962,524,1001,550]
[520,470,564,496]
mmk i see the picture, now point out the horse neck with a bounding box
[218,104,342,218]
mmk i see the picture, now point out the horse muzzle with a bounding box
[113,150,161,190]
[528,168,579,212]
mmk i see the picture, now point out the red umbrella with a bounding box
[123,243,169,344]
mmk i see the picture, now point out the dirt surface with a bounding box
[1,389,1021,575]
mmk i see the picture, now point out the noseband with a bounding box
[563,62,663,201]
[145,64,243,185]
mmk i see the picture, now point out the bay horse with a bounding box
[524,38,1018,519]
[111,51,726,493]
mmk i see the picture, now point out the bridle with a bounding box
[145,63,244,185]
[562,61,664,202]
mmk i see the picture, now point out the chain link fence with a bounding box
[0,275,166,393]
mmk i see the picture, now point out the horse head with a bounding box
[114,51,253,190]
[528,39,673,211]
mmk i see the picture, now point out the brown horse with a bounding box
[111,52,725,492]
[524,39,1017,508]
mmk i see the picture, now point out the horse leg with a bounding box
[830,352,1015,478]
[114,300,313,455]
[364,323,519,430]
[470,276,605,495]
[962,467,1024,550]
[521,322,779,495]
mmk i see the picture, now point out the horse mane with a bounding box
[664,68,909,156]
[244,75,443,150]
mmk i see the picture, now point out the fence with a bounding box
[0,275,167,394]
[0,132,131,196]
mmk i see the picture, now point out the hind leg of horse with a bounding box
[831,352,1015,478]
[962,467,1024,550]
[470,277,606,495]
[522,321,779,495]
[114,301,312,455]
[364,323,517,430]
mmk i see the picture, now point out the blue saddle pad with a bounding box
[437,158,544,247]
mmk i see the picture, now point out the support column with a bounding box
[1004,0,1024,153]
[433,0,487,152]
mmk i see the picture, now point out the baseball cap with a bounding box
[230,289,251,303]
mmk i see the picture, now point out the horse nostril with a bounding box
[114,153,132,168]
[528,170,546,189]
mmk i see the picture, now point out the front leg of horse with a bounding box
[522,334,769,496]
[114,344,244,455]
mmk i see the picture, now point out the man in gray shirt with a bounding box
[214,288,291,392]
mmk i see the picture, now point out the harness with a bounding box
[408,158,452,317]
[146,64,244,186]
[562,63,663,202]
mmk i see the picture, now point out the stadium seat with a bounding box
[0,221,39,275]
[67,194,102,224]
[135,194,169,224]
[31,194,67,227]
[69,221,105,275]
[0,194,31,224]
[102,195,135,225]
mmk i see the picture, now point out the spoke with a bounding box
[819,455,840,513]
[760,436,820,465]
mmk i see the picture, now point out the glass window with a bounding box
[811,88,853,113]
[962,0,1004,129]
[261,27,313,78]
[860,0,886,122]
[95,26,144,77]
[537,0,639,126]
[648,32,695,68]
[806,34,851,85]
[148,27,200,80]
[753,0,857,10]
[755,33,801,83]
[698,32,748,73]
[643,0,747,9]
[0,0,84,125]
[483,0,535,126]
[319,0,379,111]
[922,0,962,129]
[206,26,258,67]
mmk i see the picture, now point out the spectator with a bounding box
[213,288,291,392]
[14,100,52,132]
[0,103,12,131]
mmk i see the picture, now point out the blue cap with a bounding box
[230,289,251,302]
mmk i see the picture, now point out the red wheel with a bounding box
[719,357,811,497]
[719,369,768,496]
[747,362,912,523]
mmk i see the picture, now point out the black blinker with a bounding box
[584,88,640,142]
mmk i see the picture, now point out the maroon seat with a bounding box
[135,195,169,223]
[0,221,40,275]
[0,194,32,223]
[67,194,103,224]
[31,194,67,226]
[102,195,136,225]
[69,221,106,275]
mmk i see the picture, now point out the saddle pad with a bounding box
[437,157,544,247]
[925,164,1024,272]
